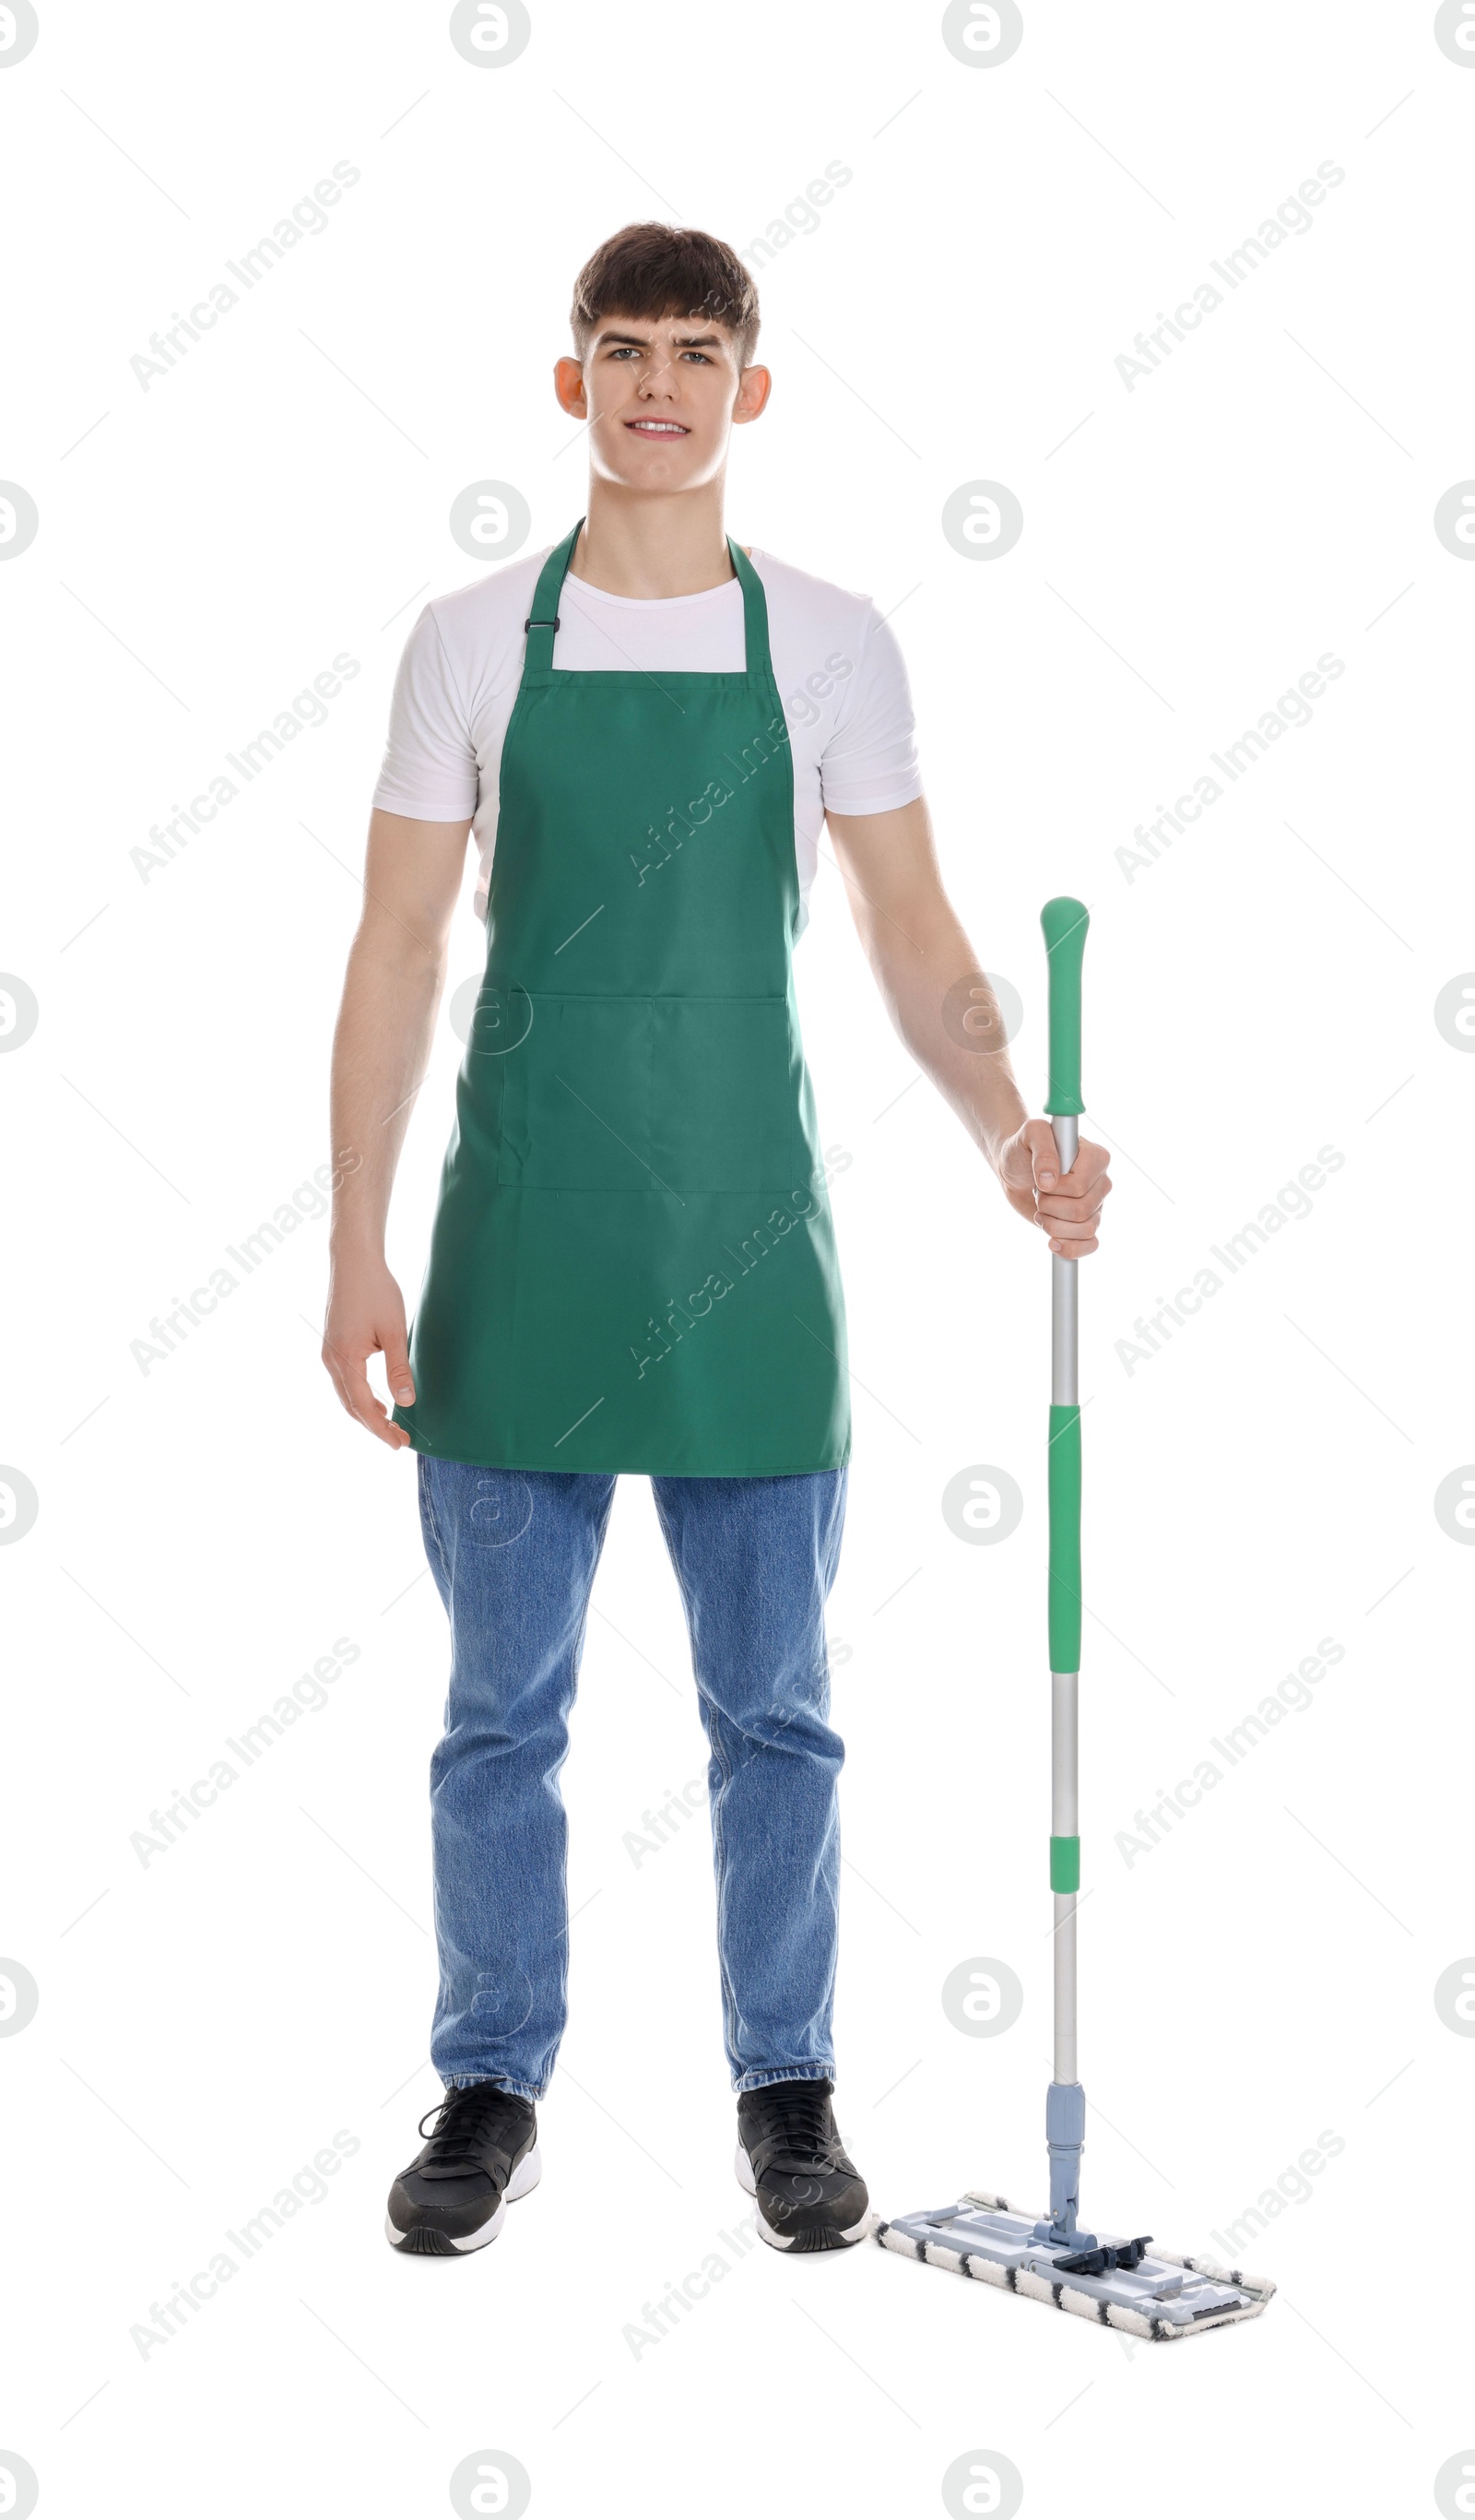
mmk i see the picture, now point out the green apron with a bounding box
[392,522,850,1476]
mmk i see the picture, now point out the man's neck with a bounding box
[568,478,735,598]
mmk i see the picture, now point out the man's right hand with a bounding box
[323,1252,416,1449]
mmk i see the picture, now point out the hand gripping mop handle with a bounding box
[1039,896,1090,2247]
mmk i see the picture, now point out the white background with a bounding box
[2,2,1471,2514]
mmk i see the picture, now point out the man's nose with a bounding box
[636,355,678,397]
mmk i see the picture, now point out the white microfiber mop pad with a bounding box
[872,2191,1275,2341]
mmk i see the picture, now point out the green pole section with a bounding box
[1047,1402,1081,1671]
[1040,896,1089,1118]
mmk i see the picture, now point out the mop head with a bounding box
[873,2192,1274,2340]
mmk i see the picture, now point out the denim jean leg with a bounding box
[419,1456,616,2097]
[651,1468,848,2089]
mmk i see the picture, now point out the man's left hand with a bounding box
[997,1120,1112,1256]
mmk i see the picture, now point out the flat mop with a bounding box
[875,899,1275,2340]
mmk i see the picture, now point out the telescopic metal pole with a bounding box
[1050,1132,1080,2094]
[1034,900,1092,2251]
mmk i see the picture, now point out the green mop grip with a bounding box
[1048,1403,1081,1672]
[1041,896,1089,1118]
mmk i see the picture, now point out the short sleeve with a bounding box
[372,604,479,823]
[818,606,923,820]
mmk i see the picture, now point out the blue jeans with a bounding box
[417,1457,848,2098]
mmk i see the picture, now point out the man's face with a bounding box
[554,313,770,491]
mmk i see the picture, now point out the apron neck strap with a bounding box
[523,522,584,675]
[727,538,773,679]
[523,524,773,678]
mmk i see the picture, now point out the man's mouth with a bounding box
[624,419,690,436]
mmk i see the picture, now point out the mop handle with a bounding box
[1041,899,1088,1915]
[1041,895,1087,1125]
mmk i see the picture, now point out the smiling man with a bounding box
[322,223,1111,2260]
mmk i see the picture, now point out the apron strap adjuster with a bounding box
[525,615,561,632]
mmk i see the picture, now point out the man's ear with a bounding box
[733,364,772,425]
[554,356,587,419]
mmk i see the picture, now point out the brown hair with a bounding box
[570,224,761,369]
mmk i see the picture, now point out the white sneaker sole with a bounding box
[386,2137,542,2254]
[734,2140,870,2252]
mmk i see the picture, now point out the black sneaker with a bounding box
[385,2083,540,2256]
[735,2078,870,2253]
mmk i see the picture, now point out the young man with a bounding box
[323,225,1111,2259]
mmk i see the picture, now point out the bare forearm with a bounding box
[860,893,1027,1170]
[327,809,469,1262]
[826,796,1111,1251]
[329,925,445,1257]
[827,799,1025,1170]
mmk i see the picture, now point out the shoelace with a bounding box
[415,2086,525,2178]
[749,2084,836,2165]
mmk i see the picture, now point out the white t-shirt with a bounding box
[372,543,923,929]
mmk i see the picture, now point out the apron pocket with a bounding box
[650,995,797,1195]
[497,994,654,1189]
